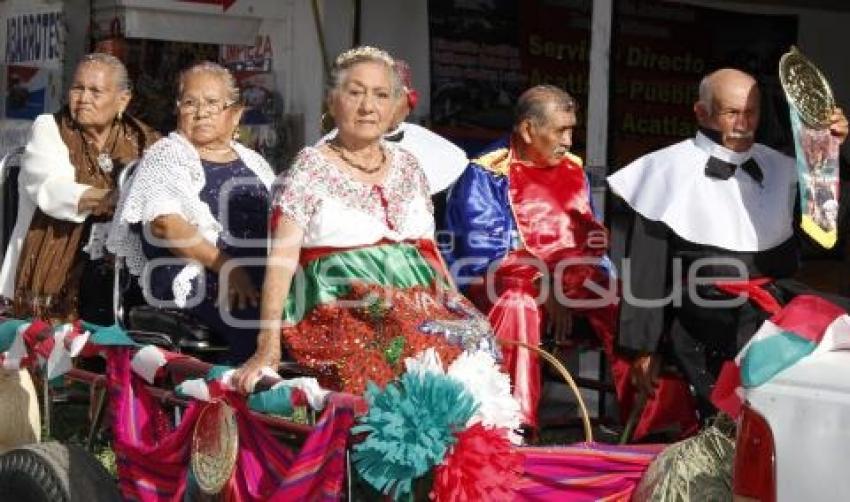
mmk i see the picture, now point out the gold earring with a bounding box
[117,109,123,121]
[232,127,240,141]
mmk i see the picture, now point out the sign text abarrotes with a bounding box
[6,11,65,65]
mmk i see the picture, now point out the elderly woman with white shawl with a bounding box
[108,62,274,363]
[0,53,159,324]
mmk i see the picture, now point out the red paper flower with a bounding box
[430,424,524,502]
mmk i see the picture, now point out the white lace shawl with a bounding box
[106,132,274,306]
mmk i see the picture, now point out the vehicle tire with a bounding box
[0,442,121,502]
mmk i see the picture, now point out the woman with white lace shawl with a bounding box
[108,62,274,363]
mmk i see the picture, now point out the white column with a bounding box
[583,0,613,419]
[586,0,613,170]
[291,0,325,144]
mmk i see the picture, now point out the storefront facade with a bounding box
[0,0,330,171]
[2,0,850,173]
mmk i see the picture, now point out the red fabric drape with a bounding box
[106,348,354,501]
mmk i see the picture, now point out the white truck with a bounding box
[734,349,850,501]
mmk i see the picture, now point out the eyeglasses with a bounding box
[176,97,236,115]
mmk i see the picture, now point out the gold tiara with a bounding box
[779,46,835,129]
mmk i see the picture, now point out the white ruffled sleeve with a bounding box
[19,114,92,222]
[117,140,196,224]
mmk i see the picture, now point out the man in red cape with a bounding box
[444,85,697,438]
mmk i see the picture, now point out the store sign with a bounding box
[5,64,62,120]
[609,1,797,167]
[429,0,797,165]
[221,35,273,72]
[5,10,65,65]
[221,34,285,167]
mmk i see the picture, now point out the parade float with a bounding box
[0,316,661,501]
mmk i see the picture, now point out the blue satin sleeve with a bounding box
[584,172,615,277]
[443,163,516,289]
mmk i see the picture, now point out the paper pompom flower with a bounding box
[404,347,445,375]
[447,350,523,443]
[430,424,524,502]
[352,371,478,500]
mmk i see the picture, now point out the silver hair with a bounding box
[328,46,403,99]
[178,61,240,103]
[77,53,131,92]
[514,84,577,128]
[697,73,713,114]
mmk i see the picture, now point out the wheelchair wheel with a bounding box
[0,442,120,502]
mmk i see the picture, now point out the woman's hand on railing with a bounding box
[232,341,281,394]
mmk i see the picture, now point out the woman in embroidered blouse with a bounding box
[108,62,274,363]
[0,53,158,323]
[233,47,496,393]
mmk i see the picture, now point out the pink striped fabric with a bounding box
[513,442,662,501]
[106,348,354,501]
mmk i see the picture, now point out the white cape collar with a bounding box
[607,134,796,252]
[693,130,753,165]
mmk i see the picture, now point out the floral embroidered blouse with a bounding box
[272,143,434,247]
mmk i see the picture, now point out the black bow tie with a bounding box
[384,129,405,142]
[704,156,763,184]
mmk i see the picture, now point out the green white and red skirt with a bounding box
[281,240,495,394]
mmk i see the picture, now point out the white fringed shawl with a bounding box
[107,132,274,306]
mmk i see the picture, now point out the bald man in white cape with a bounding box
[608,68,849,420]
